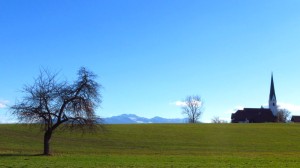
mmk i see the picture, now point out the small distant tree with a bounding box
[11,67,102,155]
[211,116,228,123]
[276,109,291,123]
[181,95,203,123]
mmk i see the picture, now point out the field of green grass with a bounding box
[1,124,300,167]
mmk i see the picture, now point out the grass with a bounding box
[1,123,300,167]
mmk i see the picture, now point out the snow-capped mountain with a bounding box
[100,114,186,124]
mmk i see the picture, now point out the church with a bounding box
[231,75,278,123]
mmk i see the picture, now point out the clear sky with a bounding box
[1,0,300,123]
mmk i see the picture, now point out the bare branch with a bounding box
[10,67,102,155]
[276,109,291,123]
[181,95,203,123]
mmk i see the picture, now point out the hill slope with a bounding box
[1,124,300,167]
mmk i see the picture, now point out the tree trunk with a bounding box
[43,129,52,155]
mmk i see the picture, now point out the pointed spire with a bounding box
[269,73,276,101]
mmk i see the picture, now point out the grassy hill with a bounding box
[1,124,300,167]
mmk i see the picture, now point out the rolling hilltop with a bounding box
[1,124,300,167]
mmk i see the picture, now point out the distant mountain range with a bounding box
[99,114,187,124]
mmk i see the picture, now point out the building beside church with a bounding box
[231,75,277,123]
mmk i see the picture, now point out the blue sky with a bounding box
[1,0,300,123]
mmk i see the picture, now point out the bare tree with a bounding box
[181,95,203,123]
[11,67,101,155]
[276,109,291,123]
[211,116,228,123]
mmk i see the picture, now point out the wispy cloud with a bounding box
[260,102,300,113]
[0,100,9,109]
[0,100,17,123]
[278,102,300,113]
[170,100,203,107]
[171,101,187,107]
[231,102,300,116]
[0,114,17,124]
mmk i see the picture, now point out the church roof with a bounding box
[291,116,300,122]
[269,74,276,100]
[231,108,276,123]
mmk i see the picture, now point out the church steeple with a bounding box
[269,73,278,116]
[269,74,276,101]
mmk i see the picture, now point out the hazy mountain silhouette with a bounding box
[100,114,186,124]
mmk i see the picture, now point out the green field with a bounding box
[1,124,300,167]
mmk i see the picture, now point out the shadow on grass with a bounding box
[0,153,46,157]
